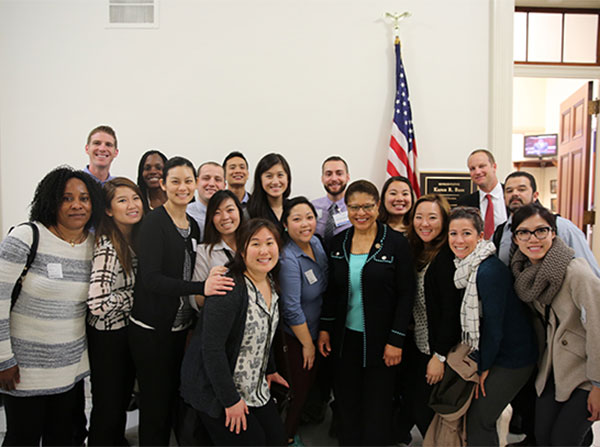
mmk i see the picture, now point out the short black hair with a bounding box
[505,171,537,193]
[281,196,317,242]
[29,166,104,231]
[223,151,248,168]
[511,203,557,234]
[321,156,349,173]
[345,180,379,204]
[163,156,197,181]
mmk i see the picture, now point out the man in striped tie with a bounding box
[457,149,507,239]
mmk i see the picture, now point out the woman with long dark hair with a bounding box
[191,190,244,310]
[0,166,103,446]
[511,203,600,446]
[181,218,289,446]
[87,177,144,445]
[378,176,415,235]
[396,194,462,440]
[129,156,234,445]
[136,149,168,213]
[247,153,291,234]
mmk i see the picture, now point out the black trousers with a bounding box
[466,363,534,446]
[283,332,319,439]
[334,329,396,446]
[199,399,285,446]
[395,334,434,438]
[87,325,135,446]
[535,377,593,446]
[129,323,187,446]
[3,385,80,446]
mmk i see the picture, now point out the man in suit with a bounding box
[457,149,507,239]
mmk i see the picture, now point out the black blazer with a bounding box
[421,244,462,356]
[457,191,479,208]
[132,206,204,331]
[320,221,416,367]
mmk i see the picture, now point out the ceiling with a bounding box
[515,0,600,7]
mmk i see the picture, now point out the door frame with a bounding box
[491,0,600,256]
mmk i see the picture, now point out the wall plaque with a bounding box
[419,172,475,207]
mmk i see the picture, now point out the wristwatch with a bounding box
[434,352,446,363]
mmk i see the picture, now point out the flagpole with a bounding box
[385,11,411,45]
[384,10,421,197]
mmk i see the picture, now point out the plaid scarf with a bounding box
[453,239,497,350]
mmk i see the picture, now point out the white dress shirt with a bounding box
[479,182,507,230]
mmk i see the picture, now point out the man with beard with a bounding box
[312,156,351,247]
[493,171,599,276]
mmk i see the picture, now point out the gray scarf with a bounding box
[511,236,574,305]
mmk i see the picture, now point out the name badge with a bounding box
[333,211,349,227]
[304,269,318,285]
[191,238,198,252]
[316,208,323,219]
[47,263,63,279]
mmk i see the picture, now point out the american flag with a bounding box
[387,40,420,196]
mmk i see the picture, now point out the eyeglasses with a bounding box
[347,203,377,213]
[514,226,552,242]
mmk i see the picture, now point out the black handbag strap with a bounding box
[10,222,40,309]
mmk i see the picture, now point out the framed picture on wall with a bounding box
[551,198,557,212]
[550,179,557,194]
[419,172,474,208]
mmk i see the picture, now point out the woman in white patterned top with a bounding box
[0,166,103,446]
[87,177,144,446]
[398,194,462,442]
[181,218,289,446]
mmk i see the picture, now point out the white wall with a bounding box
[0,0,491,232]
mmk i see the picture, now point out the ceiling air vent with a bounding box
[108,0,158,28]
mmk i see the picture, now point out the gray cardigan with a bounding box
[179,276,276,417]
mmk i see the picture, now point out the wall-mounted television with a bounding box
[524,134,558,158]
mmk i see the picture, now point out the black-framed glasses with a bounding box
[514,226,552,242]
[347,203,377,213]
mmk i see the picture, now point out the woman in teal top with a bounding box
[318,180,415,446]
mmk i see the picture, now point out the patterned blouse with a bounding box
[232,276,279,407]
[87,235,136,331]
[413,263,431,355]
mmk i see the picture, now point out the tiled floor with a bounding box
[0,380,598,446]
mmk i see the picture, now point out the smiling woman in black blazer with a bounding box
[396,194,462,442]
[129,156,234,446]
[317,180,415,446]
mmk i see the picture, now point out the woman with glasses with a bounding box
[447,206,537,446]
[511,203,600,446]
[317,180,415,446]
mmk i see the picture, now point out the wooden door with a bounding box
[558,82,593,231]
